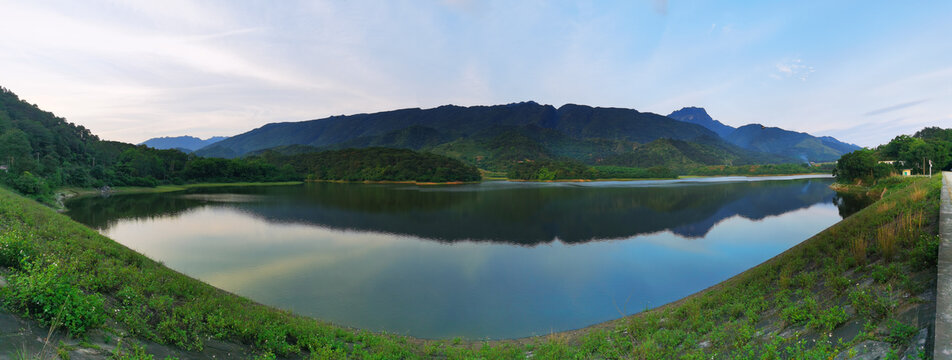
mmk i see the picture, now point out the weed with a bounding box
[849,288,895,320]
[111,339,154,360]
[871,263,902,284]
[2,260,105,336]
[829,275,852,295]
[780,294,817,325]
[808,306,849,332]
[876,201,893,213]
[0,228,35,268]
[910,186,927,202]
[908,234,940,271]
[885,319,917,345]
[850,236,868,265]
[877,224,897,261]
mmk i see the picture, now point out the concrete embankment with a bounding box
[936,171,952,358]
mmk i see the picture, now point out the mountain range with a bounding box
[667,107,860,163]
[192,102,859,170]
[140,135,227,152]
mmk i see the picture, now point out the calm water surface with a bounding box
[65,175,860,339]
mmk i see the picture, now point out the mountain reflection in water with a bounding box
[67,176,861,245]
[64,176,866,339]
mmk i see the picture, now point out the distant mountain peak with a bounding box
[667,107,735,138]
[140,135,227,152]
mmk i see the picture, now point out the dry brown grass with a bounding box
[876,201,893,213]
[910,186,927,202]
[849,236,868,265]
[876,224,897,261]
[899,211,923,241]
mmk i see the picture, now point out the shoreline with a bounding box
[506,172,832,183]
[54,181,304,208]
[5,175,936,358]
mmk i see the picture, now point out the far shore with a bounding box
[56,172,834,203]
[505,172,832,183]
[56,181,304,200]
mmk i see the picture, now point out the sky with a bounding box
[0,1,949,147]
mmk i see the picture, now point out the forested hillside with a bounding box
[834,126,952,184]
[668,107,861,162]
[0,88,290,201]
[196,102,859,172]
[253,147,480,183]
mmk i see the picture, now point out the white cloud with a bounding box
[773,58,815,81]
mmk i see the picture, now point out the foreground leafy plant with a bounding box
[2,260,105,336]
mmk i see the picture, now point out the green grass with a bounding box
[0,174,942,358]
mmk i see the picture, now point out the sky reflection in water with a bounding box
[66,176,854,339]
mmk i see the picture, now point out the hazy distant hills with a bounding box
[140,135,227,152]
[196,102,858,170]
[667,107,860,162]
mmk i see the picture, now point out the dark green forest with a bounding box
[253,147,481,183]
[0,88,478,203]
[833,127,952,184]
[0,86,295,202]
[506,160,599,180]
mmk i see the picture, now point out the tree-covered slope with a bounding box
[254,147,480,182]
[195,102,721,159]
[0,87,293,200]
[726,124,859,162]
[667,107,860,163]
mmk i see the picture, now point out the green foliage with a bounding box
[725,123,853,162]
[871,263,902,283]
[259,147,480,183]
[506,160,596,180]
[598,137,785,170]
[780,293,817,325]
[10,171,51,198]
[848,288,895,320]
[592,165,678,179]
[0,87,299,197]
[876,129,952,173]
[884,319,917,345]
[688,163,826,176]
[0,228,35,268]
[111,339,155,360]
[907,234,940,270]
[833,149,879,184]
[2,260,105,336]
[808,306,849,332]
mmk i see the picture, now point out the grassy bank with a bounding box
[0,175,942,359]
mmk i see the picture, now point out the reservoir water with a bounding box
[65,175,858,339]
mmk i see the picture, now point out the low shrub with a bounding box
[0,228,35,268]
[2,261,105,336]
[848,288,895,320]
[908,234,940,271]
[808,306,849,332]
[884,319,917,345]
